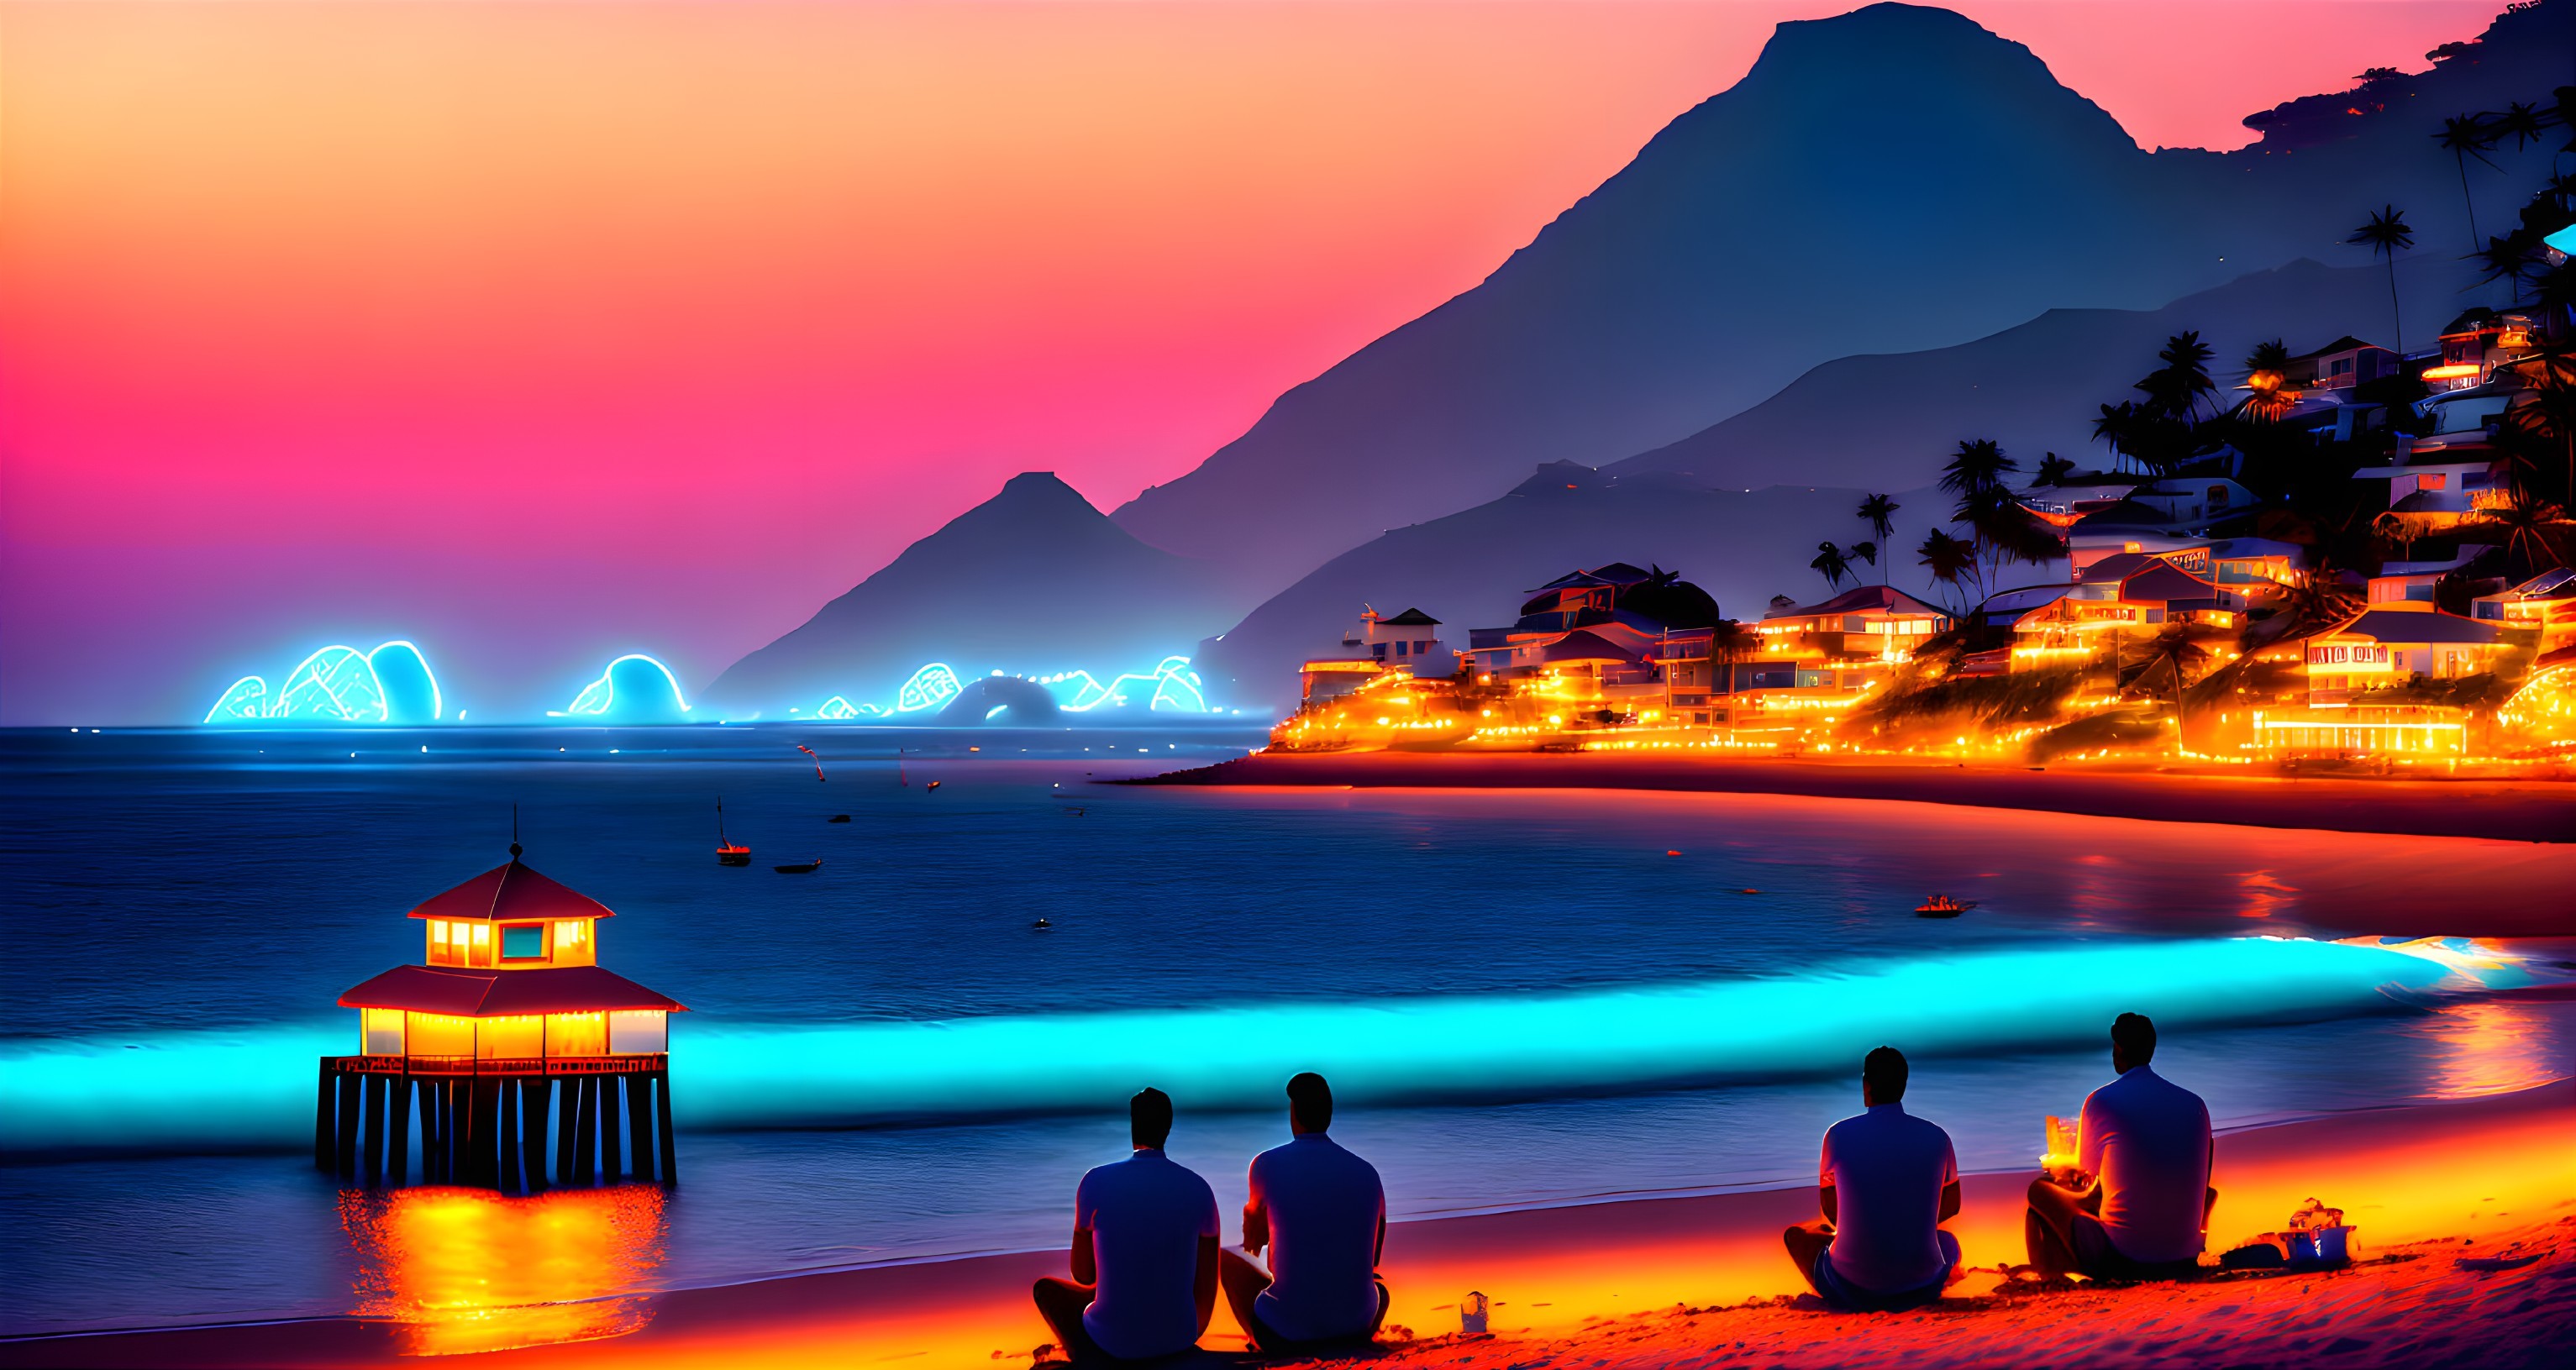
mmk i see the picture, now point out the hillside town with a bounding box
[1271,180,2576,769]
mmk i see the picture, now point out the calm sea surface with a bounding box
[2,726,2569,1335]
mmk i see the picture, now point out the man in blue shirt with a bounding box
[1033,1089,1221,1362]
[2026,1013,2216,1280]
[1221,1073,1391,1354]
[1782,1046,1963,1311]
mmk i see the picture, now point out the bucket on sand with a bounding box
[2288,1226,2354,1266]
[1460,1291,1489,1336]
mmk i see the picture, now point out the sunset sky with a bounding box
[0,1,2504,722]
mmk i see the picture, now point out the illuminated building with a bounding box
[2471,568,2576,654]
[204,640,445,724]
[317,845,686,1192]
[2295,606,2507,705]
[2421,307,2538,392]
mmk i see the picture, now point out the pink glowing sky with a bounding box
[0,2,2501,721]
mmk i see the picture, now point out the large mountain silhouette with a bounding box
[1609,255,2474,492]
[1112,1,2569,597]
[1196,251,2479,707]
[704,473,1238,714]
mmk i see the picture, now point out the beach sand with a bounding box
[1131,753,2576,846]
[10,1083,2568,1370]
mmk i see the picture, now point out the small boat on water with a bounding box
[775,858,823,874]
[1032,917,1053,931]
[1915,894,1976,918]
[716,798,752,867]
[828,814,852,823]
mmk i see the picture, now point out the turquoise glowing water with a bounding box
[1,727,2568,1334]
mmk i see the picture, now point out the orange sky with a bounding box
[0,2,2505,720]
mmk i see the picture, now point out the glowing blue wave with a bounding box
[808,656,1210,721]
[548,654,690,722]
[0,938,2531,1156]
[202,640,444,724]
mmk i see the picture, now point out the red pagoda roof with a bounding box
[339,963,686,1016]
[407,857,616,923]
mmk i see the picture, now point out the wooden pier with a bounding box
[314,1053,676,1190]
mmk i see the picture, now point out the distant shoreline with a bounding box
[1122,752,2576,843]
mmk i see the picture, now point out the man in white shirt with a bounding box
[1221,1073,1391,1354]
[2026,1013,2216,1280]
[1782,1046,1964,1310]
[1033,1089,1221,1362]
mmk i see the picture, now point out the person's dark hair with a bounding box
[2111,1012,2158,1063]
[1862,1046,1908,1102]
[1131,1088,1174,1149]
[1287,1072,1333,1131]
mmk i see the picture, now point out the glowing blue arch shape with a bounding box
[367,640,443,722]
[203,639,446,725]
[560,654,690,720]
[895,664,964,713]
[206,677,269,723]
[273,646,388,722]
[804,655,1210,722]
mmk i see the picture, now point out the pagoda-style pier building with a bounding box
[315,845,686,1191]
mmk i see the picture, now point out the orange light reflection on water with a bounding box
[2411,998,2571,1100]
[339,1185,670,1357]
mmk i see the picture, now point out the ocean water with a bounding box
[2,726,2570,1336]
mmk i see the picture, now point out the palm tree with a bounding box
[2032,454,2076,487]
[2093,402,2140,474]
[2495,101,2547,152]
[2241,338,2295,423]
[2141,330,2219,424]
[2469,493,2575,581]
[2129,625,2211,755]
[1857,494,1900,581]
[1851,541,1879,576]
[1940,438,2016,499]
[2347,206,2414,352]
[2433,115,2499,249]
[1916,530,1977,614]
[2472,235,2537,303]
[1810,542,1853,593]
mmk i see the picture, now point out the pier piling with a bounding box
[390,1075,413,1185]
[519,1079,549,1194]
[600,1075,623,1180]
[626,1071,655,1184]
[655,1070,677,1187]
[573,1077,598,1185]
[334,1070,361,1179]
[313,1060,334,1172]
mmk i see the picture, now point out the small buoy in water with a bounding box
[926,779,941,792]
[1032,917,1052,930]
[1739,888,1759,895]
[828,814,851,823]
[1665,850,1681,857]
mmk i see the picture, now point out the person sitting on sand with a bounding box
[2025,1012,2216,1281]
[1781,1046,1963,1312]
[1033,1089,1221,1363]
[1220,1073,1391,1354]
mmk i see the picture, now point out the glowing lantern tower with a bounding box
[316,844,686,1191]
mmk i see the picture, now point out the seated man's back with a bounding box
[1249,1133,1385,1341]
[1080,1148,1220,1359]
[1822,1101,1958,1294]
[2080,1063,2212,1265]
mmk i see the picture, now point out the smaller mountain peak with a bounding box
[998,470,1078,497]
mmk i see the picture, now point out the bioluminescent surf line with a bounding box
[0,937,2529,1155]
